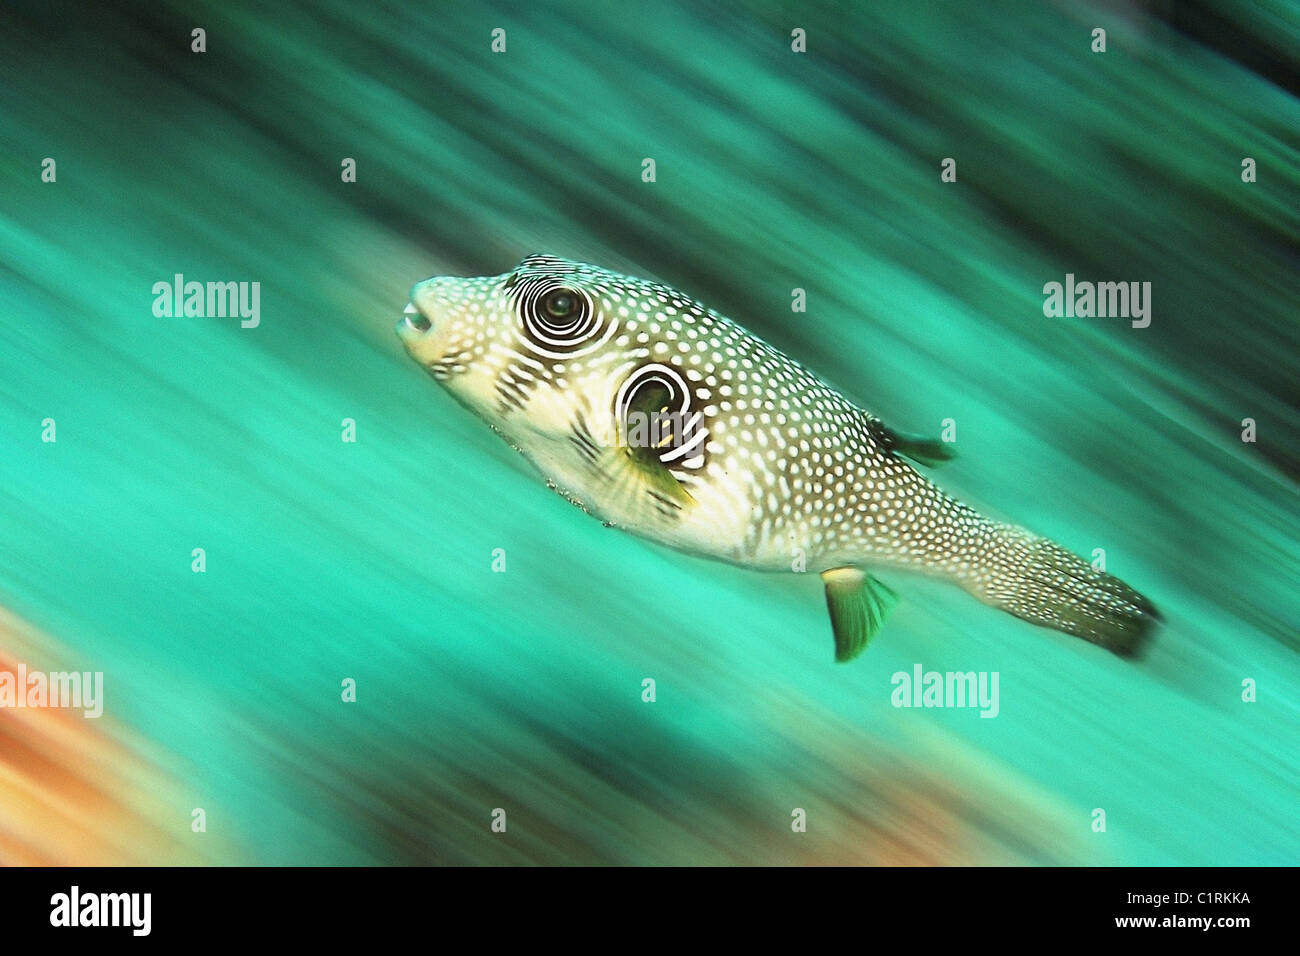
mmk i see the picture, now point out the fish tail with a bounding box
[962,522,1161,657]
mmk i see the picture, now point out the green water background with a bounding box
[0,0,1297,864]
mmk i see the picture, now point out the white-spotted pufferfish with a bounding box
[397,255,1159,661]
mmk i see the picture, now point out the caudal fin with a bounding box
[969,525,1161,657]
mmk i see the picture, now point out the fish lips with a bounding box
[396,301,432,341]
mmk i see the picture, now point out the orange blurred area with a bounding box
[0,609,221,866]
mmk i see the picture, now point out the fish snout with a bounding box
[396,279,443,346]
[399,276,465,338]
[400,301,431,333]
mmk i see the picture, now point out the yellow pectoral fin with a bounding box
[821,568,898,662]
[622,444,696,511]
[580,438,695,520]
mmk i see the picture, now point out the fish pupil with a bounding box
[543,289,577,320]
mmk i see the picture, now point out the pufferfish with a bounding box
[396,254,1159,661]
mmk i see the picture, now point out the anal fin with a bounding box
[821,567,898,662]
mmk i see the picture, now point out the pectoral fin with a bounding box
[615,379,697,511]
[821,567,898,662]
[625,444,696,510]
[569,403,695,518]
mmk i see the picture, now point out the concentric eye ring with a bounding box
[509,274,616,358]
[614,363,710,467]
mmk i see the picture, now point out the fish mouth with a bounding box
[401,301,432,333]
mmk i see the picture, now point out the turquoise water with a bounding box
[0,0,1297,864]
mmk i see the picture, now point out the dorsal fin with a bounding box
[872,422,955,468]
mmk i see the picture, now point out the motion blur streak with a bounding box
[0,0,1296,864]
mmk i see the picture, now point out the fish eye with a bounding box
[515,280,613,357]
[542,289,579,321]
